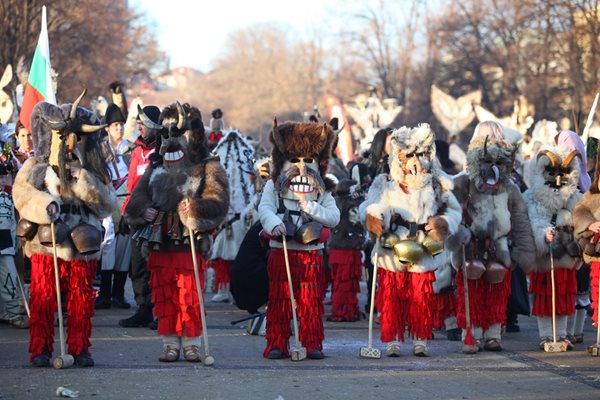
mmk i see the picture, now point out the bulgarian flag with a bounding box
[19,6,56,131]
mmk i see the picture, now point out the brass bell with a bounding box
[484,261,507,284]
[465,259,486,280]
[422,235,444,256]
[393,239,426,264]
[380,232,400,249]
[295,221,323,245]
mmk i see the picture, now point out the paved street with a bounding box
[1,283,600,400]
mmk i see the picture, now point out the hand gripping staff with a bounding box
[282,236,307,361]
[50,220,75,369]
[360,246,381,358]
[188,225,215,366]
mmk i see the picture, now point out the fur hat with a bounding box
[103,103,125,125]
[269,120,336,185]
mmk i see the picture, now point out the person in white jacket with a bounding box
[258,120,340,360]
[360,124,462,357]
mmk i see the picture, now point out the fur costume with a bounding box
[524,145,582,343]
[359,124,462,355]
[209,129,256,301]
[327,178,366,322]
[125,102,229,357]
[13,96,118,364]
[573,148,600,327]
[448,130,535,351]
[258,120,340,358]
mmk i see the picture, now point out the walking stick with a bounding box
[545,245,567,352]
[50,221,74,369]
[188,225,215,366]
[360,248,381,358]
[282,236,306,361]
[592,265,600,356]
[461,245,477,351]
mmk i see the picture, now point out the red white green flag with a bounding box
[19,6,56,131]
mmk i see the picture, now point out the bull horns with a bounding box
[561,150,581,169]
[536,150,559,167]
[176,101,186,130]
[137,104,163,130]
[47,89,106,133]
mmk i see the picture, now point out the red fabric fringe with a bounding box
[456,268,512,331]
[28,254,96,361]
[406,271,436,340]
[211,258,233,290]
[432,290,457,330]
[529,269,577,316]
[328,249,362,322]
[592,262,600,325]
[263,248,324,357]
[376,269,408,343]
[148,251,205,337]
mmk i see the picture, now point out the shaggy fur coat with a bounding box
[523,146,582,271]
[125,157,229,253]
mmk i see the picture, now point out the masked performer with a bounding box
[209,130,255,302]
[13,93,117,367]
[258,120,340,360]
[361,124,461,357]
[125,103,229,362]
[449,121,535,354]
[525,145,582,350]
[327,178,366,322]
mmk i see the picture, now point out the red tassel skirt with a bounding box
[529,268,577,317]
[148,251,205,337]
[375,269,435,342]
[591,262,600,325]
[432,290,457,330]
[210,258,233,290]
[456,268,511,331]
[263,248,325,357]
[328,249,362,322]
[29,254,96,361]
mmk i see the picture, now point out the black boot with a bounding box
[74,349,95,367]
[118,305,153,328]
[111,271,131,309]
[31,349,51,367]
[95,270,113,310]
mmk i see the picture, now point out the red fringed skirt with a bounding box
[148,251,205,337]
[432,290,457,330]
[263,248,325,357]
[591,262,600,325]
[375,269,435,342]
[210,258,233,290]
[529,268,577,317]
[28,254,96,361]
[456,268,511,331]
[328,249,362,322]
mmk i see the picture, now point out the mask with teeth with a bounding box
[277,158,323,201]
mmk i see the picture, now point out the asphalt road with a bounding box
[1,283,600,400]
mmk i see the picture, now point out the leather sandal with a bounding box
[484,338,502,351]
[159,345,180,362]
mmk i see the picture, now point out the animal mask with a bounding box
[466,136,515,193]
[389,123,437,189]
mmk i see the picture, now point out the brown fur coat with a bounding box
[573,191,600,263]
